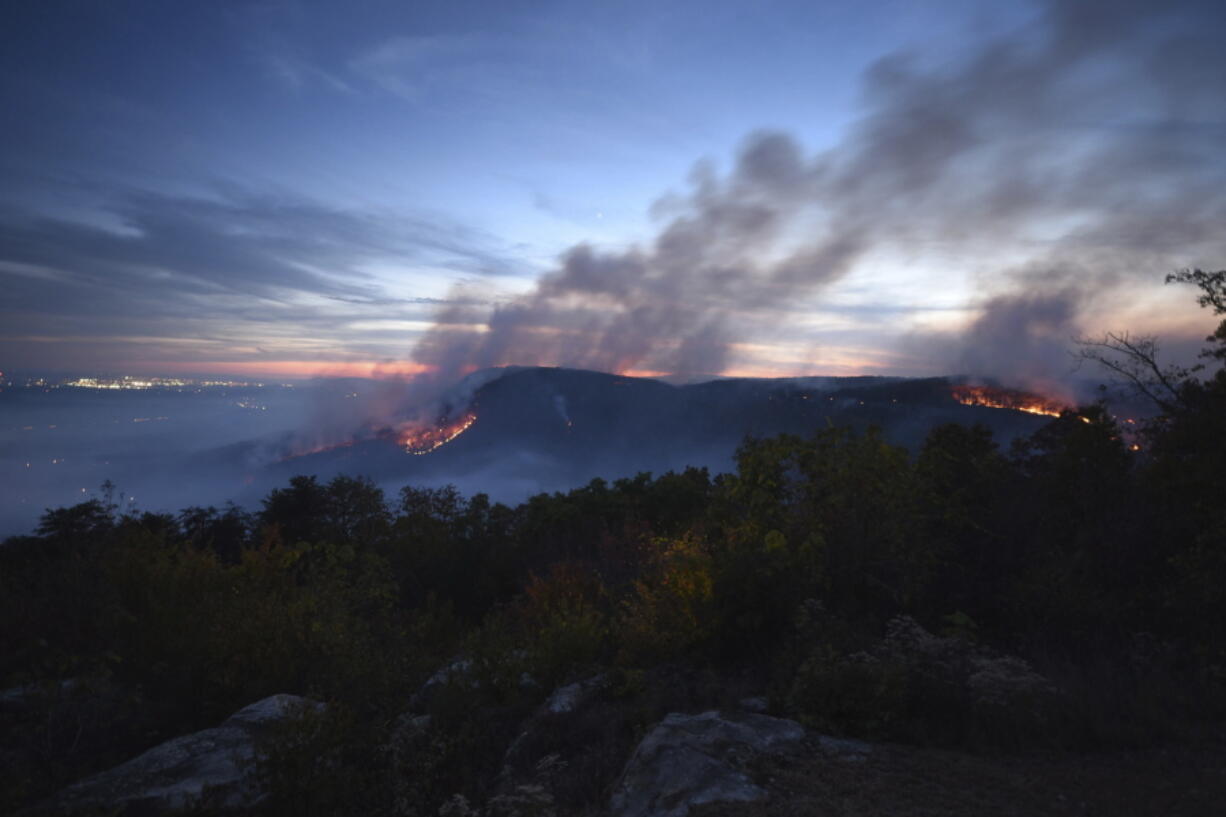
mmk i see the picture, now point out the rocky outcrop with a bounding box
[609,710,805,817]
[409,655,538,711]
[42,693,321,815]
[409,658,475,710]
[499,675,609,784]
[542,674,607,715]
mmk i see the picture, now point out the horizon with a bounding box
[0,362,1118,393]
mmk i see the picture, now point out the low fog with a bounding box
[2,368,1109,538]
[0,382,352,537]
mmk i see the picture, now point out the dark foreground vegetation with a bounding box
[4,272,1225,816]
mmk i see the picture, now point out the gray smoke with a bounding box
[400,0,1225,413]
[552,393,571,426]
[410,131,836,387]
[958,290,1085,394]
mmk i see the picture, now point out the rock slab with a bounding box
[610,710,805,817]
[544,674,607,715]
[45,693,321,814]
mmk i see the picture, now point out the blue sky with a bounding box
[2,0,1223,383]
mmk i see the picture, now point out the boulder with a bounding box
[543,674,607,715]
[43,693,322,814]
[609,710,805,817]
[499,675,608,783]
[409,658,475,710]
[410,655,537,711]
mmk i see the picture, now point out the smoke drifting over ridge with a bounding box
[400,0,1225,415]
[957,290,1084,394]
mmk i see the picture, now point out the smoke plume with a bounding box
[400,0,1225,413]
[957,290,1085,396]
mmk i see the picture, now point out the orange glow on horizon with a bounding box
[125,356,897,383]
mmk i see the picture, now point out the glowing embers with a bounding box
[950,385,1067,418]
[397,411,477,455]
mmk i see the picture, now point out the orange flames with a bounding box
[396,411,477,455]
[951,385,1068,418]
[277,410,478,461]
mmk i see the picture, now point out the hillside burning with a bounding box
[951,385,1067,418]
[396,411,477,455]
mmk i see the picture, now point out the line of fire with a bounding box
[275,377,1152,464]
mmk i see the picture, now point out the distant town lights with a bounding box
[61,376,259,389]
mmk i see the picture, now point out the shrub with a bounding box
[788,614,1061,749]
[517,563,611,685]
[617,534,715,665]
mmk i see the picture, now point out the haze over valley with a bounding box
[2,366,1110,537]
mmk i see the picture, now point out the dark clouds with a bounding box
[403,0,1226,401]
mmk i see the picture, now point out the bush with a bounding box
[517,563,611,686]
[788,613,1061,749]
[617,534,715,665]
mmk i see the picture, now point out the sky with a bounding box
[2,0,1224,384]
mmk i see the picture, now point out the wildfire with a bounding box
[397,411,477,455]
[951,385,1067,418]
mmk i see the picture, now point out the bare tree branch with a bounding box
[1076,268,1226,416]
[1073,331,1189,415]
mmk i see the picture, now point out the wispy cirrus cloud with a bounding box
[0,187,531,371]
[263,53,356,95]
[348,33,494,101]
